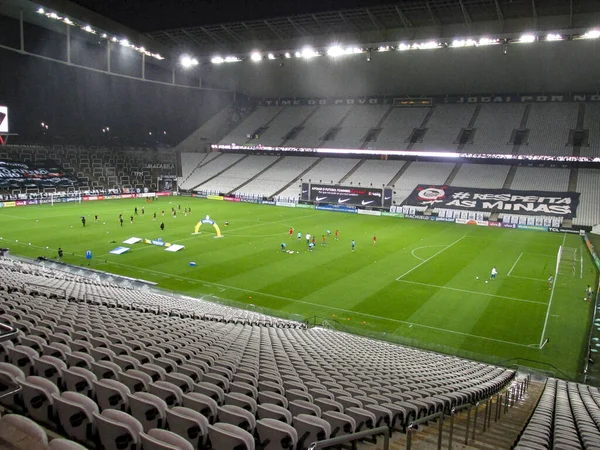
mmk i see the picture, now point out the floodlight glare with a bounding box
[63,18,73,25]
[250,52,262,62]
[519,34,536,43]
[111,37,118,42]
[582,29,600,39]
[82,25,95,34]
[180,55,198,67]
[284,52,291,58]
[101,33,107,38]
[49,12,59,19]
[327,45,343,57]
[267,53,275,60]
[120,39,130,47]
[211,56,224,64]
[398,43,410,51]
[546,33,563,41]
[36,8,44,14]
[301,47,318,58]
[378,46,390,52]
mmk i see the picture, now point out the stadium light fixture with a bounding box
[63,18,73,25]
[284,52,291,58]
[211,56,224,64]
[119,39,130,47]
[36,8,44,14]
[327,45,344,57]
[49,12,59,19]
[582,29,600,39]
[180,55,199,68]
[82,25,96,34]
[267,53,275,60]
[546,33,563,41]
[519,34,536,43]
[250,52,262,62]
[301,46,318,59]
[378,46,390,52]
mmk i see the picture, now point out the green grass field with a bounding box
[0,197,597,379]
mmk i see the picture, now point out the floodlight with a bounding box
[398,43,410,51]
[82,25,95,34]
[101,33,107,38]
[111,37,118,42]
[153,54,164,60]
[180,55,198,67]
[378,46,390,52]
[49,12,59,19]
[327,45,343,57]
[211,56,224,64]
[582,29,600,39]
[63,18,73,25]
[294,51,301,58]
[546,34,563,41]
[250,52,262,62]
[267,53,275,60]
[301,46,317,58]
[478,37,498,46]
[36,8,44,14]
[519,34,536,43]
[120,39,130,47]
[284,52,291,58]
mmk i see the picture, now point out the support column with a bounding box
[107,41,111,73]
[142,53,145,80]
[19,10,25,52]
[66,23,71,64]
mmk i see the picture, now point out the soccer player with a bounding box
[548,275,554,291]
[306,233,311,245]
[351,239,355,251]
[586,285,593,301]
[119,216,124,227]
[335,230,339,241]
[160,222,165,231]
[161,211,165,217]
[322,235,326,246]
[57,247,63,261]
[312,236,316,246]
[130,215,134,224]
[297,231,302,241]
[281,243,287,252]
[289,227,293,238]
[141,207,145,216]
[178,205,181,211]
[94,215,98,223]
[309,242,314,251]
[81,216,86,227]
[153,212,157,221]
[373,234,377,246]
[134,207,138,215]
[327,230,331,237]
[490,267,497,280]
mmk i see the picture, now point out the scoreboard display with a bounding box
[302,183,392,208]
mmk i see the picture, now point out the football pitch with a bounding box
[0,197,597,379]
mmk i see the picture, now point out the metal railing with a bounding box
[308,425,390,450]
[406,411,444,450]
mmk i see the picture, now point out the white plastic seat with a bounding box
[113,355,140,372]
[66,351,95,370]
[166,406,209,449]
[208,422,255,450]
[128,392,168,432]
[34,355,67,388]
[182,392,218,423]
[314,397,344,414]
[217,404,257,433]
[165,372,195,393]
[139,363,167,382]
[257,403,293,424]
[148,380,183,407]
[323,410,356,437]
[91,360,121,381]
[53,391,99,442]
[120,369,153,393]
[230,381,258,399]
[293,414,331,450]
[194,381,224,404]
[257,418,298,450]
[258,391,288,408]
[8,345,39,376]
[63,367,97,398]
[21,375,60,425]
[94,379,131,411]
[225,392,257,414]
[290,399,321,417]
[346,406,377,432]
[0,413,48,446]
[94,408,144,450]
[140,428,194,450]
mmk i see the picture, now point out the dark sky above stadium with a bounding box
[71,0,394,32]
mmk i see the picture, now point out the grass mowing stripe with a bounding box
[396,235,466,280]
[396,279,547,305]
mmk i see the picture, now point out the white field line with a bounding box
[508,275,547,282]
[539,233,566,348]
[507,252,523,277]
[395,279,547,306]
[410,245,447,262]
[396,236,466,281]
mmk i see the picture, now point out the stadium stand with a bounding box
[515,378,600,449]
[343,160,406,187]
[523,104,578,156]
[573,169,600,227]
[0,255,519,449]
[250,106,317,147]
[325,105,391,149]
[236,156,319,198]
[290,105,353,148]
[582,104,600,158]
[450,164,511,189]
[199,155,280,194]
[370,108,429,150]
[180,153,245,191]
[411,105,477,151]
[469,104,524,154]
[510,167,570,192]
[220,107,284,145]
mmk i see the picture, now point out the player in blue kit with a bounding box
[351,240,355,251]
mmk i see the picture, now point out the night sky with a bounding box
[71,0,395,32]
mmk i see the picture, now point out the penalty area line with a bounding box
[396,236,466,280]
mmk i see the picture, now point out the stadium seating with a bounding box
[524,104,577,156]
[370,108,429,150]
[290,105,353,148]
[449,164,510,189]
[510,167,570,192]
[220,107,284,145]
[573,169,600,226]
[515,378,600,449]
[392,162,455,204]
[199,155,280,194]
[343,160,405,187]
[249,106,317,147]
[0,254,517,448]
[411,104,477,151]
[582,104,600,158]
[180,153,246,191]
[468,104,524,154]
[325,105,390,149]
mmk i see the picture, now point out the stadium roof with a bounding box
[142,0,600,56]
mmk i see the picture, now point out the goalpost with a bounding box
[539,245,563,349]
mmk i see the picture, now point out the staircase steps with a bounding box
[339,159,366,184]
[388,161,412,187]
[228,156,284,194]
[271,157,323,197]
[191,154,249,191]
